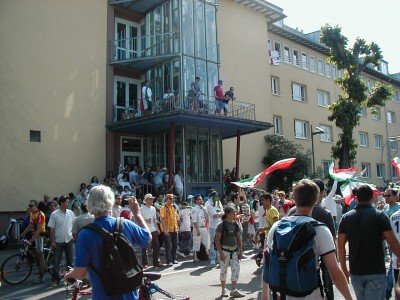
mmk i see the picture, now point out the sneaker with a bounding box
[177,251,186,258]
[160,247,165,251]
[193,256,199,262]
[230,289,245,298]
[51,280,60,287]
[167,262,173,266]
[173,260,179,264]
[210,259,216,266]
[221,288,228,297]
[33,276,45,284]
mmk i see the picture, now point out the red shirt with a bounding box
[214,86,224,100]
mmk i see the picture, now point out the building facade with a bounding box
[0,0,398,223]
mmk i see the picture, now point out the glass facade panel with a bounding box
[211,129,221,182]
[205,4,217,61]
[207,62,218,97]
[198,128,210,181]
[183,57,195,95]
[182,0,194,55]
[195,1,206,59]
[185,127,198,182]
[175,127,183,172]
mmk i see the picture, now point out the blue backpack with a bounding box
[267,218,323,297]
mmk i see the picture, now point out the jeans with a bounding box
[351,273,386,300]
[209,227,219,261]
[178,231,192,255]
[52,240,74,282]
[164,231,178,264]
[386,264,394,299]
[142,230,160,266]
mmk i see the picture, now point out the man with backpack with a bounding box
[65,185,151,299]
[262,179,352,300]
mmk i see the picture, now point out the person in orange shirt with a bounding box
[160,194,179,266]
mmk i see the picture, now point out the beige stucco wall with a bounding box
[218,0,273,177]
[0,0,108,211]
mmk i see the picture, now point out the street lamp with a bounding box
[311,125,325,175]
[380,136,400,183]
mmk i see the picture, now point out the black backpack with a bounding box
[213,220,240,250]
[196,242,209,261]
[85,217,143,296]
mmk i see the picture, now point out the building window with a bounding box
[319,125,332,142]
[393,90,400,103]
[294,120,309,139]
[274,41,282,60]
[376,163,384,178]
[317,90,330,107]
[390,140,398,151]
[302,53,308,69]
[332,65,338,79]
[359,132,368,147]
[374,135,383,149]
[284,45,291,63]
[30,130,41,142]
[293,49,300,66]
[273,116,283,135]
[360,163,370,178]
[322,161,330,177]
[358,106,367,117]
[372,107,382,120]
[388,111,396,124]
[292,83,307,102]
[318,59,324,74]
[392,164,399,179]
[310,56,316,72]
[271,76,280,95]
[325,63,331,77]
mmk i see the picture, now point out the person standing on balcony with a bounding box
[189,76,203,111]
[140,80,152,115]
[163,87,175,111]
[224,87,235,117]
[214,80,225,115]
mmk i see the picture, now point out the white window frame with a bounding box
[392,164,399,179]
[376,163,384,178]
[310,56,316,72]
[360,163,370,178]
[284,45,291,63]
[273,116,283,135]
[390,140,398,151]
[294,119,309,139]
[322,161,330,178]
[271,76,280,96]
[293,49,300,67]
[292,83,307,102]
[302,52,308,69]
[319,125,332,142]
[317,90,330,107]
[359,132,369,147]
[325,63,331,77]
[358,106,367,117]
[372,107,382,120]
[388,111,396,124]
[393,90,400,103]
[374,135,383,149]
[274,41,282,60]
[332,65,338,79]
[318,59,324,75]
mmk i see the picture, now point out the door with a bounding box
[114,76,141,121]
[115,18,141,60]
[121,137,143,168]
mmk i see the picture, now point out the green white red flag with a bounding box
[232,158,296,188]
[340,179,382,205]
[328,161,358,182]
[392,157,400,178]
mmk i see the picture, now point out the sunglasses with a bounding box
[28,204,34,208]
[384,194,392,198]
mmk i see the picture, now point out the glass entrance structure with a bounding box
[107,0,273,198]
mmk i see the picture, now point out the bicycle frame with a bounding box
[66,279,92,300]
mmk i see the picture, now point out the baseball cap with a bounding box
[188,195,194,199]
[144,193,155,201]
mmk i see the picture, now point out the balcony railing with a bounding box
[109,32,180,63]
[112,94,256,123]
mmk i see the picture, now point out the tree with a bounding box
[320,25,393,168]
[262,134,311,191]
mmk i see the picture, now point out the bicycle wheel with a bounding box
[45,251,54,276]
[1,253,33,285]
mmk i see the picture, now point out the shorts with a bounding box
[216,99,224,109]
[35,237,44,253]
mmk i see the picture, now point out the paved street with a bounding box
[0,245,393,299]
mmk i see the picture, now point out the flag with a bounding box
[340,179,382,205]
[292,181,298,189]
[328,161,358,182]
[354,168,367,179]
[232,158,296,188]
[392,157,400,178]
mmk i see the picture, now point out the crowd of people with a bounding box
[18,170,400,299]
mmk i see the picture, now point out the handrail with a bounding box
[110,32,180,62]
[112,94,255,123]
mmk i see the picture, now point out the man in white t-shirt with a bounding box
[262,179,352,300]
[191,194,209,261]
[390,209,400,285]
[140,193,164,268]
[207,191,223,266]
[177,202,192,257]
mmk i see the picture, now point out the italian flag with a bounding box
[328,161,358,182]
[232,158,296,188]
[392,157,400,178]
[340,179,382,205]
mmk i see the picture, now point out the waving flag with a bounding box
[392,157,400,178]
[232,158,296,188]
[328,161,358,182]
[340,179,382,205]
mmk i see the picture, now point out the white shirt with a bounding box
[140,205,157,232]
[179,208,191,231]
[174,174,183,189]
[258,206,266,228]
[191,205,207,227]
[391,210,400,269]
[207,204,222,229]
[142,86,152,101]
[322,181,338,217]
[48,209,76,243]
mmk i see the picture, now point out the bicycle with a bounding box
[65,272,190,300]
[0,239,56,285]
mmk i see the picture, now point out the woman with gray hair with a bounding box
[65,185,151,299]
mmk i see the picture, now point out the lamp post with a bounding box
[380,136,400,184]
[311,125,325,175]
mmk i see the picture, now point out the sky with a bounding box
[270,0,400,74]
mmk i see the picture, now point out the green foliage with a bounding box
[262,135,311,191]
[320,25,393,168]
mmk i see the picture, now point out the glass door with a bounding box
[121,138,143,168]
[115,18,141,60]
[114,76,140,121]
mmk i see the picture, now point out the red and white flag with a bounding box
[328,161,358,182]
[392,157,400,178]
[340,179,382,205]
